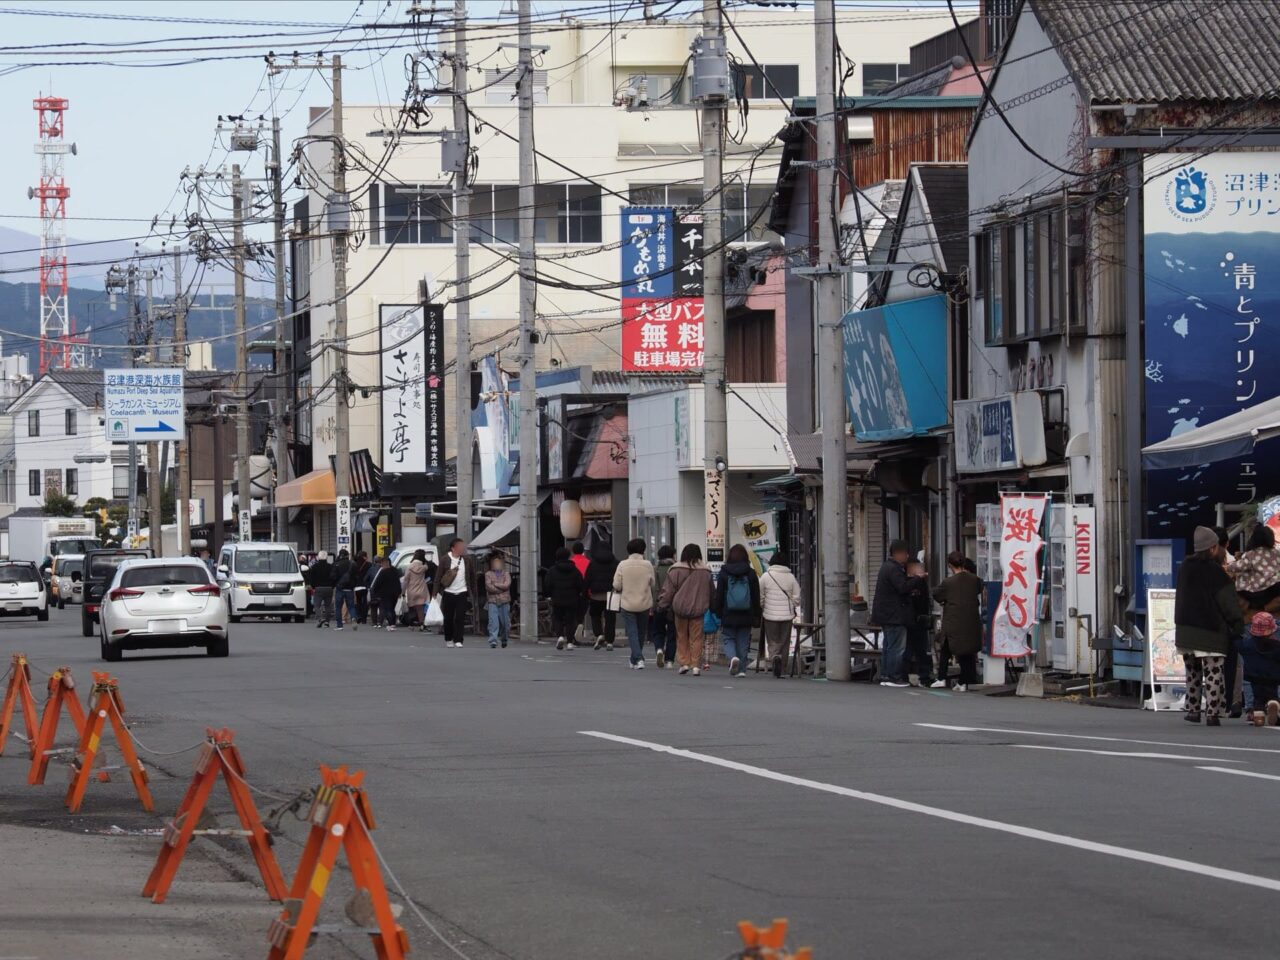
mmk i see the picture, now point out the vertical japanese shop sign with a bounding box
[620,206,706,372]
[379,303,446,497]
[1144,152,1280,535]
[704,468,726,566]
[424,303,446,482]
[991,493,1048,658]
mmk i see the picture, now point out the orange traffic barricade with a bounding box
[28,665,87,785]
[65,672,153,814]
[266,765,408,960]
[738,919,812,960]
[0,652,38,758]
[144,727,287,904]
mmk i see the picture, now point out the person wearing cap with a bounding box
[1241,611,1280,725]
[871,540,924,688]
[1175,525,1245,725]
[307,549,335,628]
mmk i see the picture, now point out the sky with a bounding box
[0,1,968,272]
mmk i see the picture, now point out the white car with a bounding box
[0,560,49,621]
[99,558,229,662]
[216,543,307,623]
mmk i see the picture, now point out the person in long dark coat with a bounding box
[931,551,983,691]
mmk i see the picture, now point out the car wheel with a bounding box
[81,611,94,637]
[101,635,122,662]
[37,607,49,622]
[206,634,229,657]
[230,614,243,624]
[293,615,305,624]
[57,598,64,610]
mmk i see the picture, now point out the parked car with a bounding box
[216,542,307,623]
[51,554,85,609]
[99,557,228,662]
[81,548,152,637]
[0,560,49,621]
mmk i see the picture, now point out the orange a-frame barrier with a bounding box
[143,728,287,904]
[28,666,87,785]
[0,653,38,758]
[738,919,813,960]
[65,672,153,814]
[266,765,409,960]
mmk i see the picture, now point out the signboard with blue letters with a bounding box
[103,368,185,442]
[1143,152,1280,535]
[841,294,948,440]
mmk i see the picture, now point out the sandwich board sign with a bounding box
[104,369,186,442]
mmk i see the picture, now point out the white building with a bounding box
[6,370,116,509]
[295,7,948,540]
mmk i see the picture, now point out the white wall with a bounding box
[11,384,114,509]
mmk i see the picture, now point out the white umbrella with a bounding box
[1142,394,1280,469]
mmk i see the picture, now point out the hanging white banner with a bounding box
[991,493,1048,658]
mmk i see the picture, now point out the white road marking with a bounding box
[916,722,1280,755]
[1011,744,1244,763]
[1197,765,1280,782]
[581,730,1280,894]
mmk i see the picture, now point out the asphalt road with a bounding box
[2,607,1279,960]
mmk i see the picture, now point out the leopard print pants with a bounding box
[1185,654,1225,718]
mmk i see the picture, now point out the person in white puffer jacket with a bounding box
[759,554,801,677]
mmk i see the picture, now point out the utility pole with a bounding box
[698,0,729,568]
[126,266,139,544]
[815,0,850,680]
[270,115,289,544]
[517,0,538,642]
[452,0,473,543]
[145,269,164,557]
[232,163,251,542]
[173,250,190,556]
[330,55,351,514]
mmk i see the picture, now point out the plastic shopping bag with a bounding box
[425,597,444,628]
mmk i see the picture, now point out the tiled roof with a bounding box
[45,369,105,408]
[1032,0,1280,103]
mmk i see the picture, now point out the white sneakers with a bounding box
[636,660,645,670]
[678,665,690,675]
[691,667,701,676]
[656,650,666,669]
[953,683,968,692]
[555,637,566,650]
[566,641,577,650]
[930,679,948,689]
[729,656,741,677]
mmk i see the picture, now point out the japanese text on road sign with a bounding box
[103,368,185,442]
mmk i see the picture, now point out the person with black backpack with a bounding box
[714,543,761,678]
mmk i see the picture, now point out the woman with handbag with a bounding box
[657,543,714,676]
[402,550,432,631]
[612,538,656,669]
[369,556,402,632]
[585,541,619,651]
[759,551,801,678]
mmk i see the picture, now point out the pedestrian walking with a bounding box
[332,549,357,631]
[435,538,471,648]
[612,538,656,669]
[657,543,714,676]
[759,552,801,678]
[1227,524,1280,715]
[931,551,982,691]
[308,550,334,628]
[571,542,591,642]
[585,541,619,650]
[352,551,371,625]
[364,554,382,627]
[543,547,586,650]
[650,544,677,668]
[484,551,512,649]
[1241,612,1280,725]
[714,544,760,678]
[368,556,401,631]
[870,540,922,687]
[1175,525,1245,726]
[904,559,935,687]
[402,550,432,631]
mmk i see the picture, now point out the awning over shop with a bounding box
[470,491,551,550]
[276,469,336,508]
[1142,395,1280,469]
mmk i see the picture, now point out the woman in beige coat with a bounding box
[402,550,432,631]
[612,538,656,669]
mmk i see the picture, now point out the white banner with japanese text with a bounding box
[991,493,1048,658]
[379,304,427,475]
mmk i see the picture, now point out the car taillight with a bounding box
[108,588,144,601]
[187,584,221,596]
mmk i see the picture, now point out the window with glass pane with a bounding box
[65,468,78,497]
[863,63,908,94]
[629,184,668,206]
[112,465,130,499]
[723,185,745,239]
[28,410,38,437]
[1046,210,1063,331]
[382,186,452,244]
[764,65,799,99]
[65,409,76,435]
[468,185,494,243]
[532,184,561,243]
[559,185,601,243]
[1067,205,1086,330]
[1022,220,1036,338]
[28,470,39,497]
[491,186,520,243]
[986,227,1003,344]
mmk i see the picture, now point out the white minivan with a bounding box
[216,543,307,623]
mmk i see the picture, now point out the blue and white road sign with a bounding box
[103,368,186,442]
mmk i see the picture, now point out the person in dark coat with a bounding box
[932,551,983,690]
[543,547,587,650]
[307,550,334,627]
[332,550,357,630]
[871,540,922,687]
[351,551,372,624]
[713,544,761,677]
[585,541,619,650]
[367,556,402,631]
[1175,525,1245,725]
[904,559,935,687]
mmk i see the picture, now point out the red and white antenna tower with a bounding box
[28,95,80,374]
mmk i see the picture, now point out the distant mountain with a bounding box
[0,279,278,371]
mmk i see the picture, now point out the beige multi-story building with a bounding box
[292,6,950,547]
